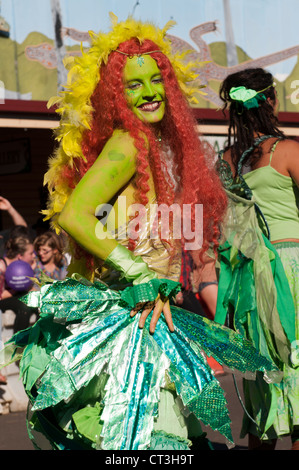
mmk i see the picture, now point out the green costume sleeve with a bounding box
[105,244,157,285]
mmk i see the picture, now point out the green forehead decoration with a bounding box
[137,56,145,67]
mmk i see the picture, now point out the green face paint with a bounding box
[123,55,165,124]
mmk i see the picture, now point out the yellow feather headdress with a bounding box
[43,13,205,231]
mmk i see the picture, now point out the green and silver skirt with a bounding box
[241,241,299,441]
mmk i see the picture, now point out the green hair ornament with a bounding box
[229,84,273,110]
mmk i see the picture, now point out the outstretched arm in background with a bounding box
[0,196,27,227]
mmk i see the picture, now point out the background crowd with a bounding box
[0,196,69,385]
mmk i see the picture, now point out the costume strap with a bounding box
[237,134,275,176]
[237,135,278,238]
[268,139,280,166]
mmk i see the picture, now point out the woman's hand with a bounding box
[0,196,12,211]
[130,294,174,334]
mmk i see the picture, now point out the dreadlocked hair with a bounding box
[219,68,285,171]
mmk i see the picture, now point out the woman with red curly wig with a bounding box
[1,16,277,451]
[58,38,226,277]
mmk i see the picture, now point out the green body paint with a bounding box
[109,167,119,181]
[108,150,126,161]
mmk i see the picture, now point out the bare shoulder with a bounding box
[221,148,232,163]
[110,129,149,147]
[278,139,299,168]
[221,148,235,173]
[105,129,136,151]
[100,129,146,165]
[277,138,299,156]
[277,139,299,184]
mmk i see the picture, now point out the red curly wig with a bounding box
[63,38,227,259]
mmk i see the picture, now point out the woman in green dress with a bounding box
[216,67,299,450]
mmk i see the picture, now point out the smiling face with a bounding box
[37,243,56,265]
[123,54,166,124]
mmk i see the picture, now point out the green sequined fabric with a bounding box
[1,274,278,450]
[120,278,181,309]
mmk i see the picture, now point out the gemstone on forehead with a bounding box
[137,56,145,67]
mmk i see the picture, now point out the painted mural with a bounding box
[1,0,299,112]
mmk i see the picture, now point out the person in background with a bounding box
[33,231,68,281]
[0,196,29,257]
[0,234,35,385]
[0,236,35,299]
[216,67,299,450]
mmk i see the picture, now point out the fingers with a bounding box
[139,306,156,329]
[130,304,157,330]
[162,300,174,333]
[130,308,138,318]
[149,299,174,334]
[130,300,154,319]
[149,298,163,334]
[130,298,175,334]
[0,196,10,209]
[130,303,155,330]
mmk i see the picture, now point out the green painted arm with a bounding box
[58,130,138,262]
[58,130,159,285]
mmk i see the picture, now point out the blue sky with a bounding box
[1,0,299,79]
